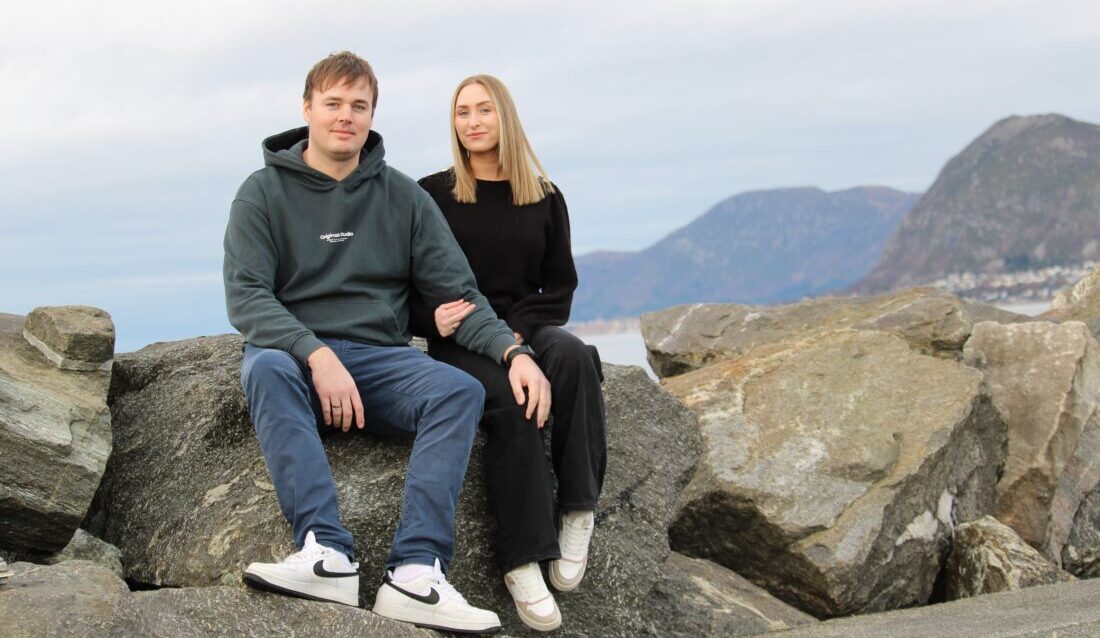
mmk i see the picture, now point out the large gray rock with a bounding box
[1063,486,1100,577]
[22,306,115,372]
[4,528,125,579]
[641,288,1030,378]
[90,335,700,637]
[945,515,1074,600]
[49,529,124,579]
[0,560,432,638]
[1045,266,1100,340]
[644,552,817,636]
[664,329,1006,617]
[0,311,113,554]
[765,578,1100,638]
[962,321,1100,562]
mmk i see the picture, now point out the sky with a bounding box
[3,0,1099,351]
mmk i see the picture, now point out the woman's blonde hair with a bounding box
[449,74,553,206]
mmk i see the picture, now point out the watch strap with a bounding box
[505,345,536,367]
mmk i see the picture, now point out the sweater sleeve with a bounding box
[223,196,325,365]
[408,173,447,340]
[505,187,578,341]
[410,192,516,363]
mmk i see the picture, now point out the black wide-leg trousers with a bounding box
[427,325,607,572]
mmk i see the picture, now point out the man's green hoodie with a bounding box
[223,127,516,366]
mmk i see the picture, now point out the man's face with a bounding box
[303,77,374,164]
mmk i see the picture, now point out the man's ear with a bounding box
[302,98,312,124]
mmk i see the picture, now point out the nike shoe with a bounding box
[549,510,594,592]
[243,531,359,606]
[372,558,501,634]
[504,562,562,632]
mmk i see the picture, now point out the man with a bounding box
[223,51,549,635]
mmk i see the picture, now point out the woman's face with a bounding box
[454,82,500,156]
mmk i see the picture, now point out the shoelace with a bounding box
[509,565,550,601]
[559,514,594,560]
[429,572,469,605]
[284,540,330,564]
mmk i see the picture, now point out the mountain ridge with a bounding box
[856,113,1100,293]
[573,185,919,321]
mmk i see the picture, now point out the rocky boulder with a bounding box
[962,321,1100,562]
[644,552,817,636]
[1045,266,1100,339]
[3,528,125,579]
[0,560,432,638]
[48,529,125,579]
[1063,486,1100,577]
[641,288,1029,378]
[0,309,113,555]
[664,329,1006,617]
[89,335,700,638]
[944,516,1073,600]
[22,306,115,372]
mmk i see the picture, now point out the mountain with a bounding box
[572,186,919,321]
[857,114,1100,293]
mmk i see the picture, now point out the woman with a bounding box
[410,75,607,632]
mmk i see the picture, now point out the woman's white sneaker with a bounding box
[242,531,359,606]
[372,559,501,634]
[549,510,594,592]
[504,562,562,632]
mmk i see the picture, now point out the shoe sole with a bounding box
[513,603,562,632]
[243,570,359,607]
[372,586,501,634]
[548,558,586,592]
[504,575,562,632]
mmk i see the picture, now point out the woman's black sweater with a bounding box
[410,169,578,342]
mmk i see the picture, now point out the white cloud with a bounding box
[2,0,1098,343]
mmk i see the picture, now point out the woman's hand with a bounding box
[435,299,477,337]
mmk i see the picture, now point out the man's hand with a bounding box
[435,299,476,338]
[506,352,551,428]
[513,331,524,345]
[307,346,364,432]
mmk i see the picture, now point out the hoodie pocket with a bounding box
[288,299,405,345]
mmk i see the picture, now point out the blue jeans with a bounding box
[241,339,485,572]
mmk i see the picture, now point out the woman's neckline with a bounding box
[475,177,511,188]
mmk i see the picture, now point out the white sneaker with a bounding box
[504,562,562,632]
[549,510,594,592]
[372,559,501,634]
[243,531,359,606]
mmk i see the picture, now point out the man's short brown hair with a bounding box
[303,51,379,109]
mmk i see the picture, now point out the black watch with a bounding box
[505,345,537,367]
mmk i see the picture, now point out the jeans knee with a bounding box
[242,347,304,393]
[453,372,486,411]
[424,368,486,429]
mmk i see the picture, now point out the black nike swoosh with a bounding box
[384,578,441,604]
[312,560,358,578]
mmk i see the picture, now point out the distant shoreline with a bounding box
[568,296,1054,337]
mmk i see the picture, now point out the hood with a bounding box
[261,126,387,190]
